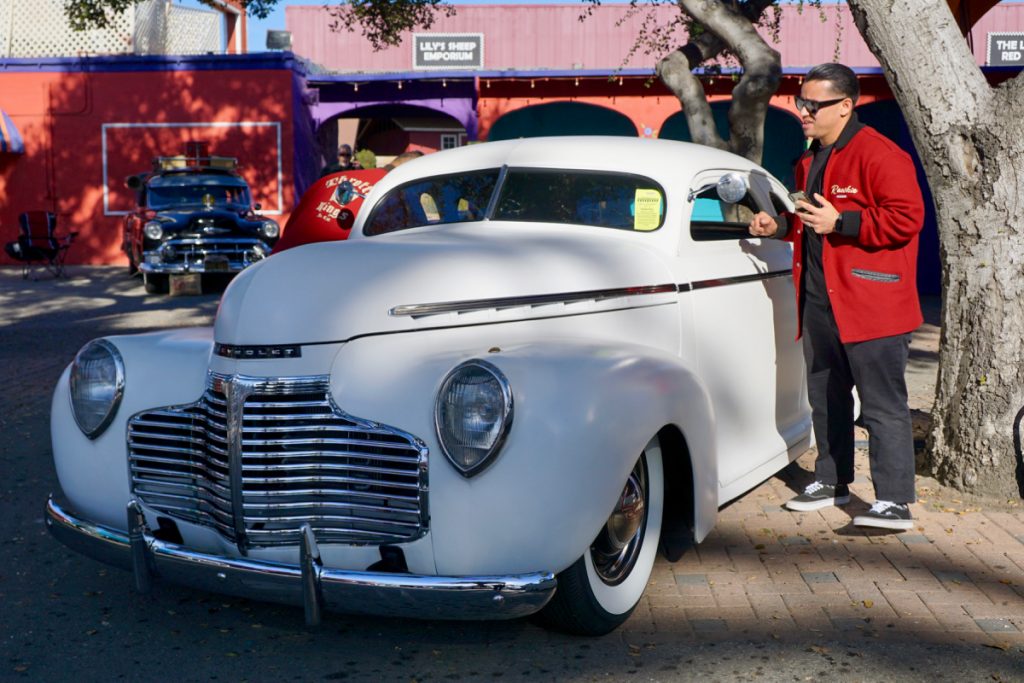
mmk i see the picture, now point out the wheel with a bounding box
[143,272,168,294]
[536,436,664,636]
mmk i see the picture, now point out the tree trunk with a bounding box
[655,0,780,162]
[849,0,1024,497]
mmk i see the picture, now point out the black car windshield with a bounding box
[146,174,252,210]
[363,168,665,236]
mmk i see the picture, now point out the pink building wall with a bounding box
[288,3,1024,73]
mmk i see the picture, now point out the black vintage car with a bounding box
[123,151,279,293]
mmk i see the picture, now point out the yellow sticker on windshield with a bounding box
[634,189,662,231]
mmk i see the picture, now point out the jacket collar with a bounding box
[808,111,864,154]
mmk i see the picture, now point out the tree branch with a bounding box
[656,50,726,150]
[668,0,780,163]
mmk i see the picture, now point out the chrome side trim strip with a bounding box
[389,270,791,319]
[390,283,679,318]
[681,269,792,292]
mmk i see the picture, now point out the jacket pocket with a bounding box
[851,268,900,283]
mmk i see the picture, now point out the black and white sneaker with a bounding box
[854,500,914,530]
[785,481,851,512]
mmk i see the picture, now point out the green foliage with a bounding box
[354,148,377,169]
[65,0,280,31]
[327,1,455,50]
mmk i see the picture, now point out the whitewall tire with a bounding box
[536,436,664,635]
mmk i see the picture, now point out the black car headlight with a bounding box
[260,220,280,239]
[69,340,125,439]
[435,359,513,477]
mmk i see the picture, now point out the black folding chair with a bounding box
[3,211,77,279]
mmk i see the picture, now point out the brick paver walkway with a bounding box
[625,306,1024,648]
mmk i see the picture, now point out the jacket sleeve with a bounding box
[854,149,924,249]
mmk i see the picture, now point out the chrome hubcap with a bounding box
[591,454,648,585]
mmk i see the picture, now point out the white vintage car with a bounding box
[46,137,810,635]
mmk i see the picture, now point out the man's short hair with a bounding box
[338,144,353,156]
[805,63,860,104]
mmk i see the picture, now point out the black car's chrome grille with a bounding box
[127,374,429,549]
[161,236,267,265]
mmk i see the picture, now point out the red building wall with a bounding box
[0,62,298,265]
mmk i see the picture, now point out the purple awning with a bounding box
[1,109,24,154]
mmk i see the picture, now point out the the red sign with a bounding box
[272,168,388,254]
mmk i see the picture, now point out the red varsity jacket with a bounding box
[785,119,926,343]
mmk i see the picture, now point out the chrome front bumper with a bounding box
[46,495,557,624]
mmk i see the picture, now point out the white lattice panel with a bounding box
[166,6,220,55]
[0,0,220,57]
[133,0,168,56]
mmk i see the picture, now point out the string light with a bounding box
[397,80,403,90]
[574,77,579,86]
[442,79,447,87]
[619,77,623,86]
[530,79,535,88]
[485,79,490,88]
[353,82,359,92]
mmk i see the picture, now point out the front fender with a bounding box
[51,328,214,530]
[328,333,717,576]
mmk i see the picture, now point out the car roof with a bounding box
[376,136,763,192]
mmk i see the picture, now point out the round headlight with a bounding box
[260,220,280,239]
[69,339,125,439]
[143,221,163,240]
[435,359,513,477]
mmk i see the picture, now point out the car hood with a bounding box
[214,223,676,345]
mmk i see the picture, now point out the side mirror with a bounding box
[253,202,262,211]
[715,172,749,204]
[125,175,143,190]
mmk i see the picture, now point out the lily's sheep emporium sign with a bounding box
[988,32,1024,66]
[413,33,484,70]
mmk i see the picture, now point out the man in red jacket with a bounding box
[749,63,925,530]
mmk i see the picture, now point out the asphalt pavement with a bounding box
[1,266,1022,682]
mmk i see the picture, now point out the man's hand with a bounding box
[748,211,778,238]
[796,193,841,235]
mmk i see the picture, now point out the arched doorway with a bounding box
[488,101,638,140]
[318,104,468,170]
[659,102,805,189]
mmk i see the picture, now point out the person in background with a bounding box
[747,63,925,531]
[319,143,362,178]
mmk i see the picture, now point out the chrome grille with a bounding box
[128,374,429,548]
[161,237,267,268]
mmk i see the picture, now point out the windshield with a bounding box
[146,174,251,210]
[363,168,665,236]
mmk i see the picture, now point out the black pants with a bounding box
[802,299,916,503]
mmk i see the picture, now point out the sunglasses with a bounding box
[795,96,846,116]
[338,152,352,158]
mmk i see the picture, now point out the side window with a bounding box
[689,186,756,242]
[493,170,665,231]
[364,169,499,236]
